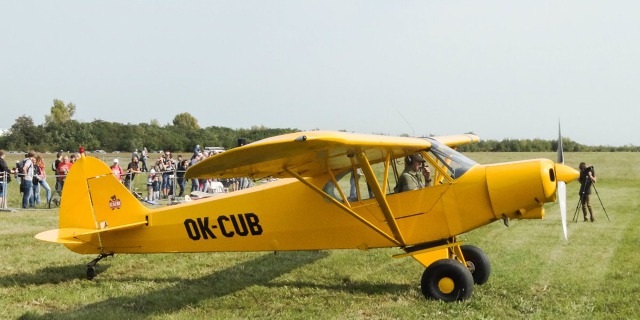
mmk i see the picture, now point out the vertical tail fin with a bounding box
[36,155,149,253]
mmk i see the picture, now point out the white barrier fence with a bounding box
[1,168,248,210]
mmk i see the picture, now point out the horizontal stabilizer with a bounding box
[35,221,147,244]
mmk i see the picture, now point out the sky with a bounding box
[2,1,639,146]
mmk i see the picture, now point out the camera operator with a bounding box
[578,162,597,222]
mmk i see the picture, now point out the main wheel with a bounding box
[86,266,96,280]
[460,245,491,285]
[421,259,473,302]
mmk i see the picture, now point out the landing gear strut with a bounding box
[86,253,114,280]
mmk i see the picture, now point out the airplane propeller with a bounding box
[557,123,568,240]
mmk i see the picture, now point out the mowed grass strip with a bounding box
[1,152,638,319]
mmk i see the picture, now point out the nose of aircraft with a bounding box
[485,159,579,222]
[555,163,579,183]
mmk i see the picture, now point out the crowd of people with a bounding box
[0,146,255,209]
[108,147,252,202]
[0,150,80,209]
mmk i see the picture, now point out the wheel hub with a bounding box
[438,277,455,294]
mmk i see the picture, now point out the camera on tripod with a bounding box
[574,164,610,222]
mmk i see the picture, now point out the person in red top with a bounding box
[56,156,73,193]
[111,159,124,183]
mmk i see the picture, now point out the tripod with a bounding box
[572,182,611,222]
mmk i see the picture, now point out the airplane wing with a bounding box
[186,131,431,180]
[432,134,479,149]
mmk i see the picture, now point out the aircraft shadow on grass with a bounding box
[0,265,111,287]
[18,251,355,319]
[265,280,412,296]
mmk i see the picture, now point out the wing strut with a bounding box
[283,167,402,247]
[355,152,406,246]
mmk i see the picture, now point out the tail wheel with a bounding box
[421,259,473,302]
[460,245,491,285]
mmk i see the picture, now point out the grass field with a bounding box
[1,152,638,319]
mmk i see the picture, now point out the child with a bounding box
[152,174,161,201]
[146,169,155,201]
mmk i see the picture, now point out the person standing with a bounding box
[190,153,201,192]
[110,159,124,183]
[146,169,155,201]
[141,147,148,172]
[578,162,597,222]
[161,151,175,198]
[56,156,73,193]
[52,152,62,192]
[0,150,16,208]
[20,151,36,209]
[34,155,52,205]
[124,156,142,190]
[176,158,189,197]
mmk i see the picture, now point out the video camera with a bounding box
[584,165,595,174]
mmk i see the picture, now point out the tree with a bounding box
[6,115,43,150]
[45,99,76,125]
[172,112,200,129]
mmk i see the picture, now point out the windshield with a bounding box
[426,138,477,180]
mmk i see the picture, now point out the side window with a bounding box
[322,160,403,202]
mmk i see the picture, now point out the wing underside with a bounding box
[186,131,432,180]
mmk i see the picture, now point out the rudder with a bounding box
[56,154,149,253]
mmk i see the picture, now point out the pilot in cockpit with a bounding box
[396,153,431,192]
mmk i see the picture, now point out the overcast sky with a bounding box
[2,1,639,146]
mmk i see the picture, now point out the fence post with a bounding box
[1,174,6,210]
[1,172,16,212]
[172,167,177,198]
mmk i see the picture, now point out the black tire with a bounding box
[460,245,491,285]
[421,259,473,302]
[86,266,96,280]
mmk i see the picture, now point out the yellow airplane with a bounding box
[35,131,579,302]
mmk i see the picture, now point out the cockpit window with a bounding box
[425,138,477,180]
[321,139,477,202]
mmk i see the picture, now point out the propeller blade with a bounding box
[557,122,568,240]
[558,181,568,240]
[557,122,564,164]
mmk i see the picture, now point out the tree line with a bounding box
[1,100,637,153]
[456,137,640,152]
[0,100,296,152]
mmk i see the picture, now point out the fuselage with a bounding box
[70,158,560,255]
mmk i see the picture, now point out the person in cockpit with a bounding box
[396,153,431,192]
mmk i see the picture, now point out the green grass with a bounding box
[1,152,639,319]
